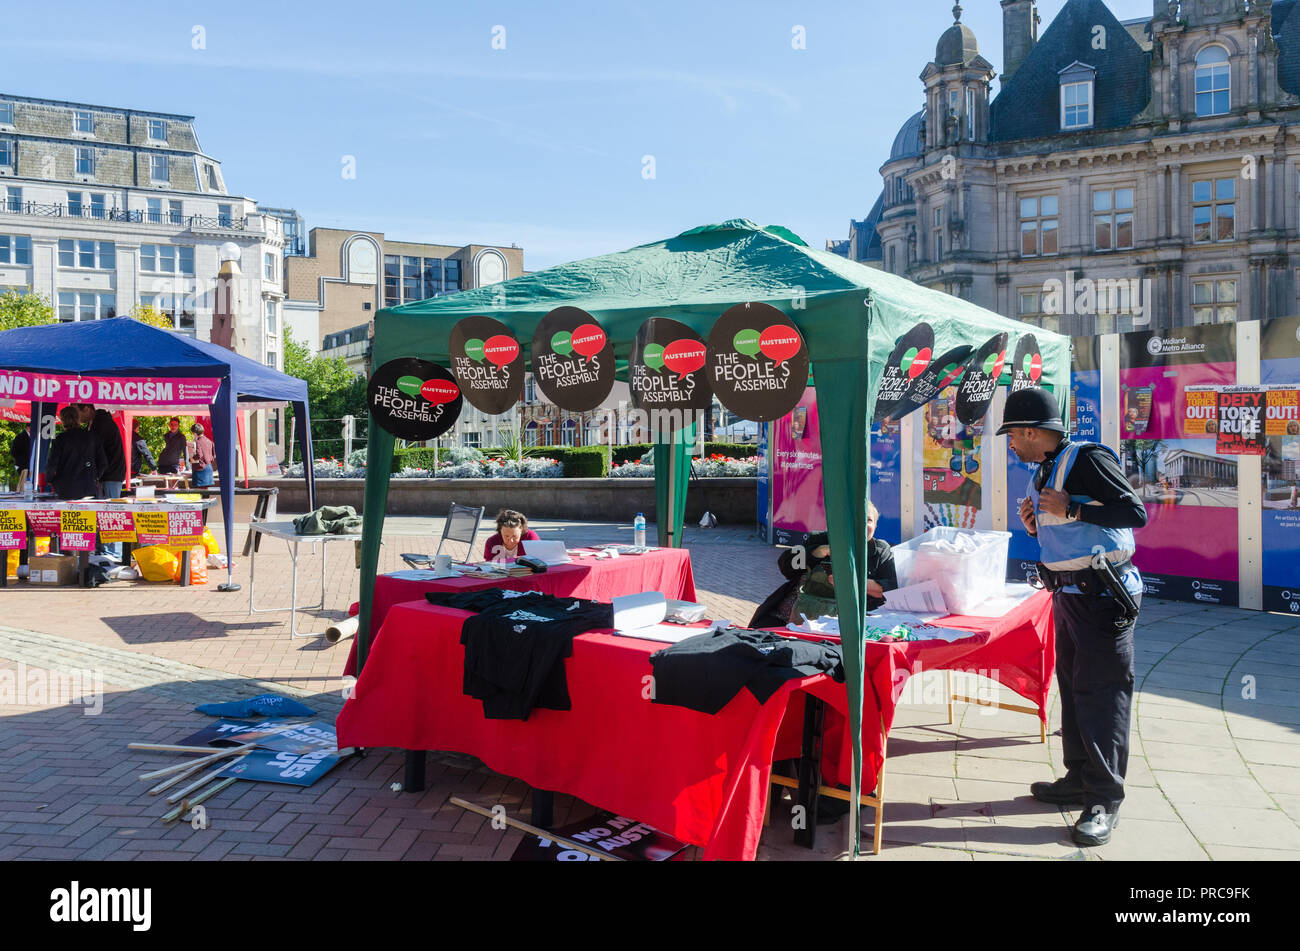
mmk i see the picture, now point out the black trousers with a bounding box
[1052,590,1140,813]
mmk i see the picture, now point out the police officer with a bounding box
[998,387,1147,847]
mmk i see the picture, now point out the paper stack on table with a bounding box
[882,580,948,616]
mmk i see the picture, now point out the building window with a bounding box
[1020,195,1059,257]
[384,254,400,308]
[217,203,232,227]
[889,245,897,273]
[423,258,442,298]
[264,252,275,281]
[90,193,105,219]
[403,256,421,302]
[462,431,482,449]
[146,198,162,223]
[148,118,166,142]
[57,291,115,321]
[524,376,536,403]
[67,191,83,216]
[1192,278,1237,325]
[0,137,12,169]
[0,102,12,125]
[57,238,114,269]
[139,244,194,274]
[524,421,539,447]
[207,165,219,189]
[140,293,196,333]
[1061,82,1092,130]
[561,419,577,447]
[75,147,94,176]
[1094,188,1135,251]
[265,299,277,334]
[0,235,31,266]
[74,110,93,134]
[1195,46,1231,117]
[168,199,182,224]
[932,208,944,262]
[4,186,20,213]
[265,351,278,369]
[150,154,169,183]
[1192,178,1235,243]
[965,87,975,140]
[444,258,461,291]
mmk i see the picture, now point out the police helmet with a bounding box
[996,387,1066,436]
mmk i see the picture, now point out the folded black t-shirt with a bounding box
[649,628,844,715]
[426,590,614,720]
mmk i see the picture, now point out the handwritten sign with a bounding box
[60,509,98,552]
[25,509,61,535]
[96,510,137,543]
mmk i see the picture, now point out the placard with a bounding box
[1009,332,1044,393]
[60,509,97,552]
[510,811,688,862]
[367,358,462,441]
[873,324,934,422]
[95,510,136,543]
[1183,386,1219,436]
[705,303,808,422]
[133,511,170,546]
[1216,388,1266,456]
[1265,387,1300,436]
[166,509,205,546]
[449,316,525,414]
[530,307,615,411]
[0,508,25,552]
[629,317,711,432]
[954,333,1008,425]
[888,345,974,421]
[25,509,61,535]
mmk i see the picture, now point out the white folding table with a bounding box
[247,520,357,637]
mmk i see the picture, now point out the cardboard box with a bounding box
[29,553,78,586]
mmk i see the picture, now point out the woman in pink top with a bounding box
[483,509,540,561]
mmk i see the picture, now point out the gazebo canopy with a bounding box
[0,317,318,582]
[358,219,1071,855]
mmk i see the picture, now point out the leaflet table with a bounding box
[247,520,357,637]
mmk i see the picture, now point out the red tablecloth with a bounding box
[796,589,1055,793]
[344,547,696,676]
[335,600,833,861]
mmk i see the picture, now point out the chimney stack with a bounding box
[1001,0,1039,84]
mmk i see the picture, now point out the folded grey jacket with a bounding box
[293,505,363,535]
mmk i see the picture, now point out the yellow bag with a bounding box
[5,549,16,579]
[133,545,179,583]
[201,526,220,555]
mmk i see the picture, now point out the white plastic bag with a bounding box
[699,511,718,528]
[207,553,228,569]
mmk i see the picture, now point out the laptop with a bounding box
[526,540,572,566]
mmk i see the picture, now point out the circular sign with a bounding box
[873,323,935,423]
[367,358,463,441]
[449,315,525,414]
[887,345,974,420]
[705,303,809,422]
[955,333,1009,425]
[631,317,712,433]
[530,307,615,411]
[1010,332,1043,393]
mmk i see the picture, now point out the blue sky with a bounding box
[3,0,1154,270]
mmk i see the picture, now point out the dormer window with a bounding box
[1059,62,1095,131]
[1195,45,1230,117]
[74,110,93,134]
[148,118,167,142]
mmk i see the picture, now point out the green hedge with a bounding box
[527,445,609,478]
[392,447,446,470]
[611,441,758,465]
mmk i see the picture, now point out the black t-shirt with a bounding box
[426,589,614,720]
[649,628,844,715]
[90,410,126,483]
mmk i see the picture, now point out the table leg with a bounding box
[78,551,90,588]
[530,789,554,829]
[872,718,888,856]
[248,531,257,615]
[288,540,298,637]
[403,750,426,793]
[179,548,191,587]
[794,695,825,849]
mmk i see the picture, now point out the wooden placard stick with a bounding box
[137,742,257,782]
[449,797,623,862]
[164,755,250,805]
[128,743,226,754]
[161,777,239,824]
[147,749,246,797]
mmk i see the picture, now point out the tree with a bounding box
[282,328,368,462]
[0,292,56,487]
[128,303,173,330]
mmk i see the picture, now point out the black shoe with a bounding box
[1073,808,1119,846]
[1030,777,1085,805]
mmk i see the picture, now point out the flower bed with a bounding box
[610,454,758,478]
[285,455,562,479]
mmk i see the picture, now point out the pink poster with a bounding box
[0,371,220,407]
[771,389,826,546]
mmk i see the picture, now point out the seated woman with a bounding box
[749,502,897,629]
[482,509,541,562]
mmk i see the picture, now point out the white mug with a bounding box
[434,554,452,574]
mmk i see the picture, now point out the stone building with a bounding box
[0,91,284,469]
[833,0,1300,335]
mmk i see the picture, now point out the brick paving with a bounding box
[1,511,1299,861]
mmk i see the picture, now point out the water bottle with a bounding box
[634,512,646,548]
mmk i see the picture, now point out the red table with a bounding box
[344,547,696,676]
[336,600,835,861]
